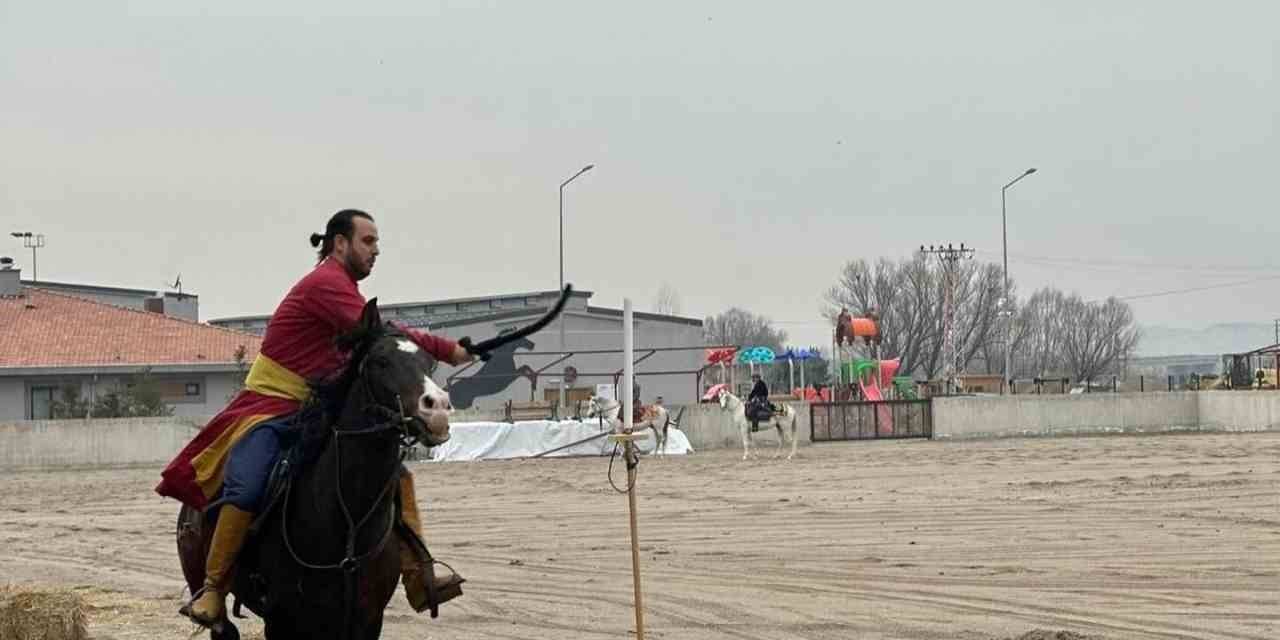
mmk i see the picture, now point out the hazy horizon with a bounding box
[4,2,1276,350]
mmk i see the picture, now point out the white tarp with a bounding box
[428,419,693,462]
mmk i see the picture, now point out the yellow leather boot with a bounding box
[397,470,464,615]
[184,504,253,626]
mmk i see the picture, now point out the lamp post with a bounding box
[10,232,45,281]
[559,164,594,352]
[1001,168,1037,393]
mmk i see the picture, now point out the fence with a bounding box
[809,400,932,442]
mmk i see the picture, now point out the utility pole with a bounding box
[920,243,974,395]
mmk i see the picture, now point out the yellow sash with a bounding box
[244,353,310,402]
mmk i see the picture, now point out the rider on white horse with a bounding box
[746,373,774,431]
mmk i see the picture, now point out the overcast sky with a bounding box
[2,1,1276,350]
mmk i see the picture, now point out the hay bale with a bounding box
[0,585,89,640]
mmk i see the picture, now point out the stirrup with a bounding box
[425,559,465,618]
[178,586,227,631]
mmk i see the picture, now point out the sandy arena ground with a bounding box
[1,432,1277,640]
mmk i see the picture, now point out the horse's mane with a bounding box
[295,320,400,462]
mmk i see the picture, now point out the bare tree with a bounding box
[824,257,1141,385]
[652,283,682,316]
[1059,296,1141,382]
[704,307,787,350]
[704,308,791,392]
[1010,289,1139,381]
[823,256,1004,379]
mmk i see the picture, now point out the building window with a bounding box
[185,383,201,396]
[30,386,56,420]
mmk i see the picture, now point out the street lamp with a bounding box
[1001,168,1036,393]
[10,232,45,281]
[559,164,594,352]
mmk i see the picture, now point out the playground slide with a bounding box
[859,381,894,435]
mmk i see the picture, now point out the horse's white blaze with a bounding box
[420,374,450,411]
[397,339,420,354]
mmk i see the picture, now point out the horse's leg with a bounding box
[788,410,799,460]
[773,420,785,459]
[739,418,751,461]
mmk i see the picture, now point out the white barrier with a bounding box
[429,420,692,462]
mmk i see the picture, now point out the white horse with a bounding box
[718,389,798,461]
[587,395,671,455]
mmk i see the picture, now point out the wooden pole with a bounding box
[617,298,645,638]
[607,432,646,639]
[625,437,645,640]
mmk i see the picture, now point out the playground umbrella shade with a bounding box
[702,383,729,401]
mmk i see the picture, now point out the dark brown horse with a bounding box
[177,300,448,639]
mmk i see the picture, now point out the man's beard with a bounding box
[345,253,371,281]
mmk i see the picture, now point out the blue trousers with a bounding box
[220,416,298,512]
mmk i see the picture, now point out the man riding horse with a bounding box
[746,372,775,430]
[155,209,470,628]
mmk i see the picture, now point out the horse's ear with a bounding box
[359,298,382,333]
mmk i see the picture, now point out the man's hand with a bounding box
[450,344,475,366]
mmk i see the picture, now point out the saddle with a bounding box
[745,400,780,428]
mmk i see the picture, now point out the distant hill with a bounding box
[1137,323,1276,357]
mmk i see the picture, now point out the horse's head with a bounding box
[587,395,617,419]
[717,389,732,410]
[336,300,453,446]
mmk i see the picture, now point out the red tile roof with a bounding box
[0,288,261,369]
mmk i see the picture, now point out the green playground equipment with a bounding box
[892,376,918,400]
[839,358,879,385]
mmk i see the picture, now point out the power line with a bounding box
[978,249,1280,275]
[1106,274,1280,302]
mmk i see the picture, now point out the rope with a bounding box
[606,441,640,494]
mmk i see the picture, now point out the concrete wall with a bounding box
[933,392,1280,439]
[0,416,205,470]
[1197,391,1280,432]
[14,392,1280,470]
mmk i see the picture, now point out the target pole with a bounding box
[610,298,646,639]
